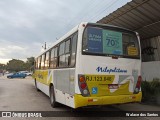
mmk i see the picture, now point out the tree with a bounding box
[0,64,6,73]
[25,57,35,71]
[6,57,35,72]
[6,59,26,72]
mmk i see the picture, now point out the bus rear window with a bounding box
[83,26,140,58]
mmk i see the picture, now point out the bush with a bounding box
[141,78,160,105]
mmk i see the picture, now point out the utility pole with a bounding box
[42,42,46,50]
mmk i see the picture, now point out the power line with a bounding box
[62,0,117,32]
[60,0,106,35]
[59,0,129,37]
[88,0,120,22]
[42,42,46,50]
[75,0,106,22]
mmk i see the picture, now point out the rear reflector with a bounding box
[132,96,136,99]
[88,99,98,102]
[88,99,93,102]
[136,76,142,88]
[134,76,142,94]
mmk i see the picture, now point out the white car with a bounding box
[19,71,32,76]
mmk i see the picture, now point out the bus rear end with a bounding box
[74,23,142,108]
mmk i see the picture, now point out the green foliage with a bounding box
[141,81,151,101]
[25,57,35,71]
[0,64,6,70]
[151,78,160,94]
[141,79,160,104]
[5,57,35,72]
[6,59,26,72]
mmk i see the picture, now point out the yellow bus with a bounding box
[34,22,142,108]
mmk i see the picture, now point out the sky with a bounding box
[0,0,131,64]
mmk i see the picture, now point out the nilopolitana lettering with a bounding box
[96,66,127,73]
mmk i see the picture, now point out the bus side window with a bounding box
[59,42,65,67]
[53,47,58,68]
[45,51,50,68]
[41,54,45,69]
[35,58,38,69]
[65,39,71,66]
[70,33,78,67]
[50,48,55,68]
[123,34,138,56]
[38,56,41,69]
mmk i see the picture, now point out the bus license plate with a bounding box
[85,75,115,82]
[108,84,119,89]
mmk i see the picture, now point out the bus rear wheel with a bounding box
[35,80,40,91]
[50,85,58,108]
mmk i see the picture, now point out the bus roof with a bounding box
[36,22,136,58]
[36,23,81,58]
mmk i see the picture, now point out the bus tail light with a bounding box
[79,76,85,82]
[80,83,86,89]
[134,76,142,94]
[78,74,90,96]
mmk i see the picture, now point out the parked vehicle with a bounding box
[19,71,32,76]
[7,72,27,78]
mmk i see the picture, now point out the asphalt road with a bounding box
[0,75,159,120]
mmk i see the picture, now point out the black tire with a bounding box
[35,80,40,91]
[50,85,59,108]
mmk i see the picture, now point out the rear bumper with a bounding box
[74,92,142,108]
